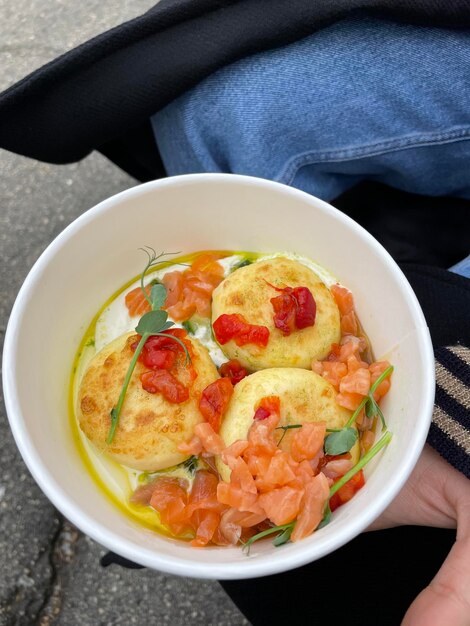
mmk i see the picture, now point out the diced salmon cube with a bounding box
[291,472,330,541]
[330,284,354,316]
[339,368,371,396]
[290,422,326,462]
[258,486,304,525]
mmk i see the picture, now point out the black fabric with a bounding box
[100,552,144,569]
[429,346,470,479]
[1,0,470,177]
[221,527,455,626]
[333,182,470,269]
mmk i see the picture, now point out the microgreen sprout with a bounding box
[243,430,393,553]
[275,423,302,445]
[107,249,191,444]
[243,523,295,554]
[183,455,199,476]
[139,248,180,308]
[231,258,252,272]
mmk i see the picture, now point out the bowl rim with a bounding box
[2,173,435,579]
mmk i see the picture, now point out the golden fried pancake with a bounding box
[78,332,219,471]
[211,257,340,370]
[216,368,358,481]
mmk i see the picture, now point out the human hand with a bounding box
[368,444,470,626]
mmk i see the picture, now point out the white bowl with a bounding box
[3,174,434,579]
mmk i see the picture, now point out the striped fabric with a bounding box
[428,345,470,479]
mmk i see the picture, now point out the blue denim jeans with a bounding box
[152,16,470,202]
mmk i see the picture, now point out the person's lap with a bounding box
[152,16,470,201]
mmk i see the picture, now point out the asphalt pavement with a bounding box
[0,2,250,624]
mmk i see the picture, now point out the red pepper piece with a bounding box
[292,287,316,329]
[270,292,296,335]
[219,359,248,385]
[212,314,269,348]
[329,469,365,512]
[141,346,177,370]
[268,283,316,335]
[140,370,189,403]
[253,395,281,420]
[253,407,271,421]
[134,328,194,371]
[199,378,234,432]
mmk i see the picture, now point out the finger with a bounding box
[401,535,470,626]
[368,446,457,532]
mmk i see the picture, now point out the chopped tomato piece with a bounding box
[293,287,317,329]
[219,359,248,385]
[213,314,270,348]
[253,407,271,421]
[139,344,177,370]
[253,395,280,421]
[270,292,296,335]
[199,378,234,432]
[329,469,365,512]
[140,370,189,403]
[268,284,316,335]
[134,328,192,367]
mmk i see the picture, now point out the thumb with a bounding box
[401,536,470,626]
[401,480,470,626]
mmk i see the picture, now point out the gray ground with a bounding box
[0,2,250,624]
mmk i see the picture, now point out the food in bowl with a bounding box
[72,250,393,550]
[211,257,340,369]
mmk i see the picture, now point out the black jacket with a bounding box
[1,0,470,181]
